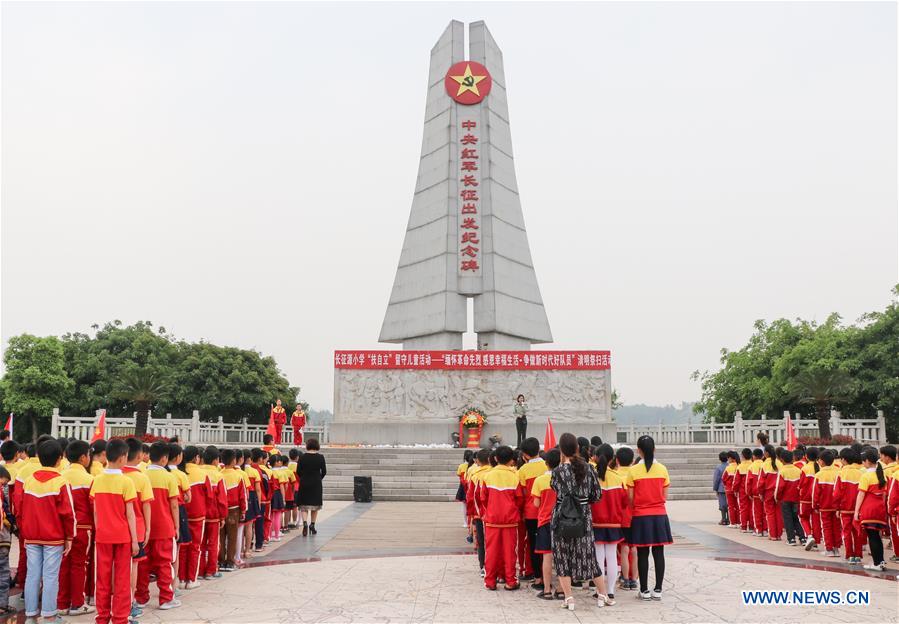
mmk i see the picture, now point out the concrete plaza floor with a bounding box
[90,499,897,624]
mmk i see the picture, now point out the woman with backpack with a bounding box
[627,435,673,601]
[551,432,614,611]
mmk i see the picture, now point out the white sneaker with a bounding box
[638,590,651,601]
[68,605,96,616]
[651,589,662,601]
[804,537,816,551]
[479,568,486,578]
[863,563,886,571]
[184,581,201,590]
[159,599,182,610]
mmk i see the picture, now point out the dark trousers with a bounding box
[254,514,265,550]
[637,545,665,593]
[515,418,527,448]
[866,528,884,565]
[524,519,540,579]
[473,519,485,569]
[780,502,805,542]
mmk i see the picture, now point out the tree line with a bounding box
[0,321,299,440]
[693,286,898,441]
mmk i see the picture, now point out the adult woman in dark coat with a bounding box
[296,438,327,536]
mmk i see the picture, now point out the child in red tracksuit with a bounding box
[761,446,783,540]
[833,448,864,563]
[467,450,491,575]
[798,448,821,549]
[180,447,212,588]
[59,440,95,617]
[723,452,740,528]
[812,449,841,556]
[734,449,752,533]
[136,441,181,610]
[477,446,522,590]
[90,440,139,624]
[517,439,546,583]
[773,450,805,545]
[200,447,227,579]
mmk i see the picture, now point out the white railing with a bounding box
[50,409,328,446]
[615,410,888,446]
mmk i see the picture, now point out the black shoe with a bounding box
[309,523,317,535]
[571,580,583,588]
[519,574,535,582]
[531,582,545,591]
[302,522,308,537]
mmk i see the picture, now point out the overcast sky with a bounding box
[2,1,896,414]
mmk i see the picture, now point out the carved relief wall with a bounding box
[334,369,612,424]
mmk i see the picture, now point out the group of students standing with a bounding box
[713,435,898,571]
[0,431,326,624]
[456,432,672,612]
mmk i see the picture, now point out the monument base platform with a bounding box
[327,420,618,447]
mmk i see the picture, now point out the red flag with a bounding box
[3,413,12,436]
[90,409,107,443]
[543,418,556,450]
[785,412,797,451]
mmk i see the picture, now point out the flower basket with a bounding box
[459,407,487,448]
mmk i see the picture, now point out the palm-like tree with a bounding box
[116,369,169,437]
[788,369,852,439]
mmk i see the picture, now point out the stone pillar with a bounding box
[830,410,839,439]
[191,410,201,443]
[733,411,743,446]
[877,410,886,443]
[51,407,60,437]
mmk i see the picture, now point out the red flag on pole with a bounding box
[543,418,556,450]
[785,412,797,451]
[90,409,107,443]
[3,413,12,436]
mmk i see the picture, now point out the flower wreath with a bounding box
[459,407,488,429]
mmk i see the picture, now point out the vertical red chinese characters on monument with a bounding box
[459,118,481,275]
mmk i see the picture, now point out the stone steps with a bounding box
[320,446,723,502]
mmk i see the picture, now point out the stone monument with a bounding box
[330,21,615,445]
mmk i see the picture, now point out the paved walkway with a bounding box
[94,499,898,624]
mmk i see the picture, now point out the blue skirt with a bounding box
[593,526,625,544]
[177,506,192,544]
[271,489,285,511]
[629,515,673,547]
[243,490,261,523]
[534,523,552,554]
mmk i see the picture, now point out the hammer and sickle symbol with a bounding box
[462,76,475,87]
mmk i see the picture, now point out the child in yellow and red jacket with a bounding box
[455,450,473,529]
[722,451,740,528]
[833,447,864,563]
[760,445,783,540]
[477,445,522,590]
[798,448,821,549]
[773,449,805,545]
[136,441,181,610]
[20,439,76,622]
[467,449,491,576]
[615,446,637,590]
[517,438,546,583]
[531,449,560,600]
[180,446,212,588]
[734,448,753,533]
[58,440,94,617]
[747,449,766,536]
[90,440,139,624]
[811,449,841,556]
[200,447,228,579]
[878,445,898,562]
[854,448,889,571]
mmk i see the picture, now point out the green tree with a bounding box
[785,369,852,439]
[0,334,73,441]
[115,368,170,436]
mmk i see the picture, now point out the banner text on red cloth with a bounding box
[334,351,611,370]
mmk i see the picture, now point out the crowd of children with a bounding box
[455,434,672,612]
[0,431,310,624]
[714,437,898,572]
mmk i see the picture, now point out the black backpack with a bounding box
[554,471,594,539]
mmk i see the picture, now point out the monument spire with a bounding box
[379,20,552,351]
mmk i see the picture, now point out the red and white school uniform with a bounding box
[857,469,888,529]
[58,463,93,612]
[723,462,740,527]
[136,466,180,606]
[798,462,821,543]
[811,465,842,551]
[180,464,212,583]
[833,463,864,559]
[626,461,673,546]
[530,471,555,555]
[90,470,138,624]
[477,465,522,589]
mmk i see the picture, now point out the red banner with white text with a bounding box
[334,350,610,371]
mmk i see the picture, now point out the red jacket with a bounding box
[20,467,76,546]
[798,463,816,503]
[62,464,94,529]
[592,468,628,528]
[477,465,522,528]
[833,464,862,514]
[887,475,899,517]
[517,458,547,520]
[466,465,490,519]
[812,465,840,511]
[773,464,802,503]
[202,467,228,521]
[184,464,212,522]
[221,468,248,511]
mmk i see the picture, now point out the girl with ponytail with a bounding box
[591,444,625,601]
[798,448,821,549]
[628,436,672,601]
[854,448,889,570]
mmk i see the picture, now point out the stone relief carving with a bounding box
[335,369,611,423]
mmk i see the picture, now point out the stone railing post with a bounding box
[734,411,743,445]
[51,408,60,437]
[191,410,201,443]
[657,419,663,443]
[241,417,249,444]
[830,409,840,439]
[877,410,886,443]
[217,416,224,444]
